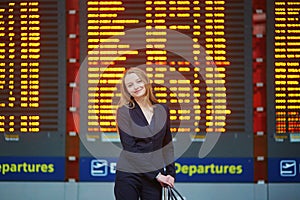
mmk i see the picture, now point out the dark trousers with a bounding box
[114,171,162,200]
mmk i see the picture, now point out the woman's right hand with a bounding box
[156,174,175,187]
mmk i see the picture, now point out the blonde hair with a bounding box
[118,67,158,108]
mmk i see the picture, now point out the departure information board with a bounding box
[0,0,66,181]
[0,0,65,156]
[80,0,252,144]
[268,0,300,142]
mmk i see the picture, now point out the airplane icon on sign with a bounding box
[280,160,297,177]
[91,159,108,176]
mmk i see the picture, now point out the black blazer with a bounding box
[116,102,176,180]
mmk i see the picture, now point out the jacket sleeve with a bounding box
[162,105,176,179]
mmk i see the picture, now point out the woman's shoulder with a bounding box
[154,102,169,112]
[117,105,127,110]
[116,105,130,115]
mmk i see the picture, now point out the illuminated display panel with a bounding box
[0,0,65,146]
[81,0,249,143]
[271,1,300,142]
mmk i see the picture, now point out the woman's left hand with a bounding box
[166,175,175,187]
[156,174,175,187]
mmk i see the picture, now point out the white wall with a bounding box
[0,182,299,200]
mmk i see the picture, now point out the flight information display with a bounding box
[80,0,251,144]
[0,0,65,154]
[269,0,300,142]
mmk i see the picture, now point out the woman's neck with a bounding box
[135,97,154,124]
[135,97,152,109]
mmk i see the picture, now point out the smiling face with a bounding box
[124,72,147,99]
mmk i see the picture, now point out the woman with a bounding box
[114,67,176,200]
